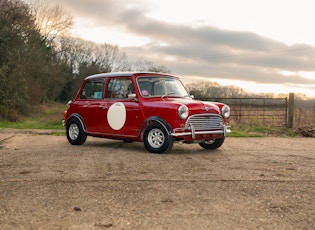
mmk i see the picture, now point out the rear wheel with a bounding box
[66,119,87,145]
[199,137,225,149]
[143,122,173,153]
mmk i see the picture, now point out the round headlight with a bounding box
[222,105,231,118]
[178,104,189,119]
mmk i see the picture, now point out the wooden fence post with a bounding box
[287,93,294,128]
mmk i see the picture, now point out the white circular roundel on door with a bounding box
[107,102,126,130]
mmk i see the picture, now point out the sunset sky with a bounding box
[32,0,315,97]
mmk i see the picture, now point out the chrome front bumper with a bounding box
[171,125,231,139]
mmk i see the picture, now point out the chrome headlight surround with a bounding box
[178,104,189,119]
[222,105,231,118]
[66,100,73,108]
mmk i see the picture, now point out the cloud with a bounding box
[39,0,315,89]
[119,17,315,86]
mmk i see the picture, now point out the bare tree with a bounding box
[29,0,73,46]
[186,81,248,98]
[57,37,132,99]
[129,58,171,73]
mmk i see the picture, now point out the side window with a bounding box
[138,81,152,97]
[80,79,105,100]
[106,78,133,99]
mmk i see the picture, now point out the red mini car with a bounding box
[63,72,231,153]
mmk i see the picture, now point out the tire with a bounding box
[66,118,87,145]
[199,137,225,149]
[143,122,173,153]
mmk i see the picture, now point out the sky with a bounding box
[34,0,315,97]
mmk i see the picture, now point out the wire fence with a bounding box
[294,99,315,127]
[196,94,315,128]
[197,96,315,128]
[199,97,288,127]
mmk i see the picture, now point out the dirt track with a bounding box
[0,129,315,229]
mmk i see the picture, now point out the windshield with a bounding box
[137,76,189,98]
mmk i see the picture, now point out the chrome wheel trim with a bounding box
[204,139,215,144]
[69,123,79,140]
[147,128,165,148]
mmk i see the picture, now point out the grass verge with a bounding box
[0,103,66,135]
[229,124,297,137]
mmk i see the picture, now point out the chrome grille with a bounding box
[186,114,223,130]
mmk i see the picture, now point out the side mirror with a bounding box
[128,93,137,100]
[190,95,195,99]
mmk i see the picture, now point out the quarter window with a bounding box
[80,79,105,99]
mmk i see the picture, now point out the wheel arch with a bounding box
[66,114,87,133]
[139,116,172,139]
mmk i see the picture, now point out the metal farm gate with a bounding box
[199,97,288,127]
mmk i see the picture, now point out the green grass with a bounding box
[0,103,66,131]
[228,124,297,137]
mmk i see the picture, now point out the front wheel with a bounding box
[143,122,173,153]
[66,119,87,145]
[199,137,225,149]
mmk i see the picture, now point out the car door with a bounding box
[97,77,141,137]
[76,78,106,133]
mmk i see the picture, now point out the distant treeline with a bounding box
[186,81,315,109]
[186,81,307,99]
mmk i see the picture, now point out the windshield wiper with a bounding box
[161,92,175,98]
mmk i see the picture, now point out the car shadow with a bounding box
[83,138,223,155]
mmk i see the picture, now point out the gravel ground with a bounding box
[0,129,314,229]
